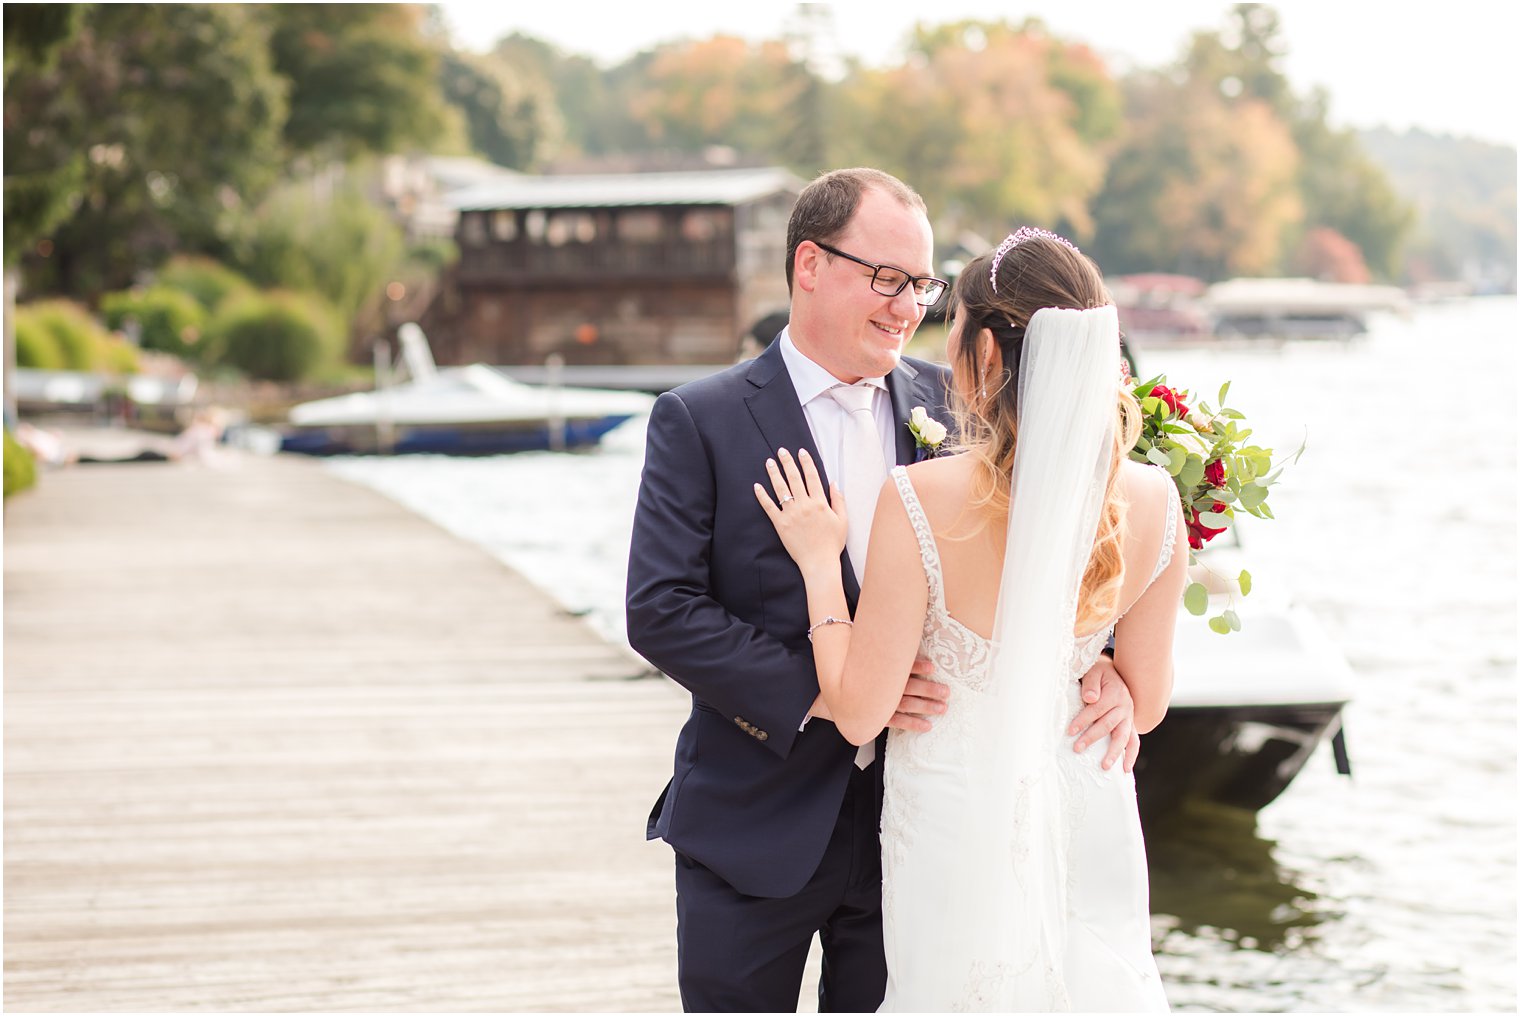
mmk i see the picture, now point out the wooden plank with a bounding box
[3,453,733,1012]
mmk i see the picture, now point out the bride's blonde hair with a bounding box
[948,235,1142,632]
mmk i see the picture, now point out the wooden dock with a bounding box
[3,452,708,1011]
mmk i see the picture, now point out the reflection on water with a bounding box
[328,297,1517,1012]
[1148,802,1326,954]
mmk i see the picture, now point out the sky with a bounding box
[438,0,1520,148]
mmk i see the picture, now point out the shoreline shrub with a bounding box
[4,430,39,499]
[155,256,256,313]
[208,290,341,381]
[100,286,208,360]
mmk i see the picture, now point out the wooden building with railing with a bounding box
[420,167,803,366]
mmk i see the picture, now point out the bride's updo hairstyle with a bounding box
[949,232,1142,631]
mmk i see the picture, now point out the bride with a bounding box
[754,229,1187,1011]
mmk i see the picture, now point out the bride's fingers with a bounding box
[777,448,809,500]
[753,482,781,524]
[830,482,846,517]
[797,449,826,500]
[765,456,792,504]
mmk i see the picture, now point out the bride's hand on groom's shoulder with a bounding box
[754,448,848,574]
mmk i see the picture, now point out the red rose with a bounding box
[1187,504,1227,546]
[1205,459,1227,487]
[1150,384,1189,416]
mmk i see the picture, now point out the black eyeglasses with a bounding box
[813,241,948,308]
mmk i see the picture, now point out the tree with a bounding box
[264,4,447,161]
[438,49,559,169]
[7,4,288,296]
[1294,227,1371,283]
[1092,71,1301,279]
[625,36,814,161]
[835,20,1122,234]
[3,2,85,265]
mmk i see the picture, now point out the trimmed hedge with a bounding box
[4,429,38,500]
[13,300,139,374]
[207,290,341,381]
[14,313,65,369]
[100,286,208,360]
[155,255,256,313]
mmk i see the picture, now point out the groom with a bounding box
[627,168,1138,1012]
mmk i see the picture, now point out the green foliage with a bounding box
[154,256,256,313]
[2,3,84,264]
[1128,372,1303,634]
[6,3,288,294]
[229,178,405,333]
[208,290,341,382]
[12,299,139,373]
[23,300,108,371]
[265,4,446,158]
[13,313,64,369]
[438,49,559,169]
[100,286,207,360]
[4,428,38,500]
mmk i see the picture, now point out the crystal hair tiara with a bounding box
[989,227,1080,292]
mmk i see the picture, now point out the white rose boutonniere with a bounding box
[908,406,949,460]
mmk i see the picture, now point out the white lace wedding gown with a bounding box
[879,467,1176,1012]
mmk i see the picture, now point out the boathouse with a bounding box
[421,166,803,366]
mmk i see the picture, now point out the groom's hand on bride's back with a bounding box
[890,658,948,733]
[806,657,948,733]
[887,660,948,730]
[1069,656,1142,773]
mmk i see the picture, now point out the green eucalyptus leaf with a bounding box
[1178,454,1206,488]
[1217,380,1231,405]
[1183,582,1209,615]
[1208,615,1232,635]
[1141,396,1162,415]
[1199,509,1234,528]
[1238,570,1252,596]
[1146,446,1171,468]
[1237,484,1269,509]
[1211,488,1237,504]
[1223,609,1242,632]
[1166,445,1187,475]
[1258,502,1275,520]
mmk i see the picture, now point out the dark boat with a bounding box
[1136,603,1354,821]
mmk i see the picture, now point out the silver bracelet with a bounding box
[807,615,854,642]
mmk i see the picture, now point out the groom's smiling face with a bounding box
[794,186,934,383]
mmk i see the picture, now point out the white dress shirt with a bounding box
[777,328,895,487]
[778,327,896,751]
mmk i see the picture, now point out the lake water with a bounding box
[327,297,1517,1012]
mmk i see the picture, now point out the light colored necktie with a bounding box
[827,382,888,769]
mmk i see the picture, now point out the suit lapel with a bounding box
[885,356,937,466]
[744,344,861,605]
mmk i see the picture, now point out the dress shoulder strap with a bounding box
[890,466,946,611]
[1148,475,1183,586]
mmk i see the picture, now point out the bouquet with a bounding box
[1126,370,1302,634]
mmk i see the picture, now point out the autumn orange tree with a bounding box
[833,20,1121,237]
[625,35,820,166]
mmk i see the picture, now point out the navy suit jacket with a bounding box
[627,340,952,898]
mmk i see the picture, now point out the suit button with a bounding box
[757,731,769,742]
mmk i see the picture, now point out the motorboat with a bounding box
[1135,575,1354,821]
[280,324,653,455]
[1205,277,1410,339]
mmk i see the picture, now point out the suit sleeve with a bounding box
[626,390,819,759]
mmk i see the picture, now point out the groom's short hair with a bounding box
[785,168,927,294]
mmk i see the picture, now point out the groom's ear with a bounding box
[794,241,821,294]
